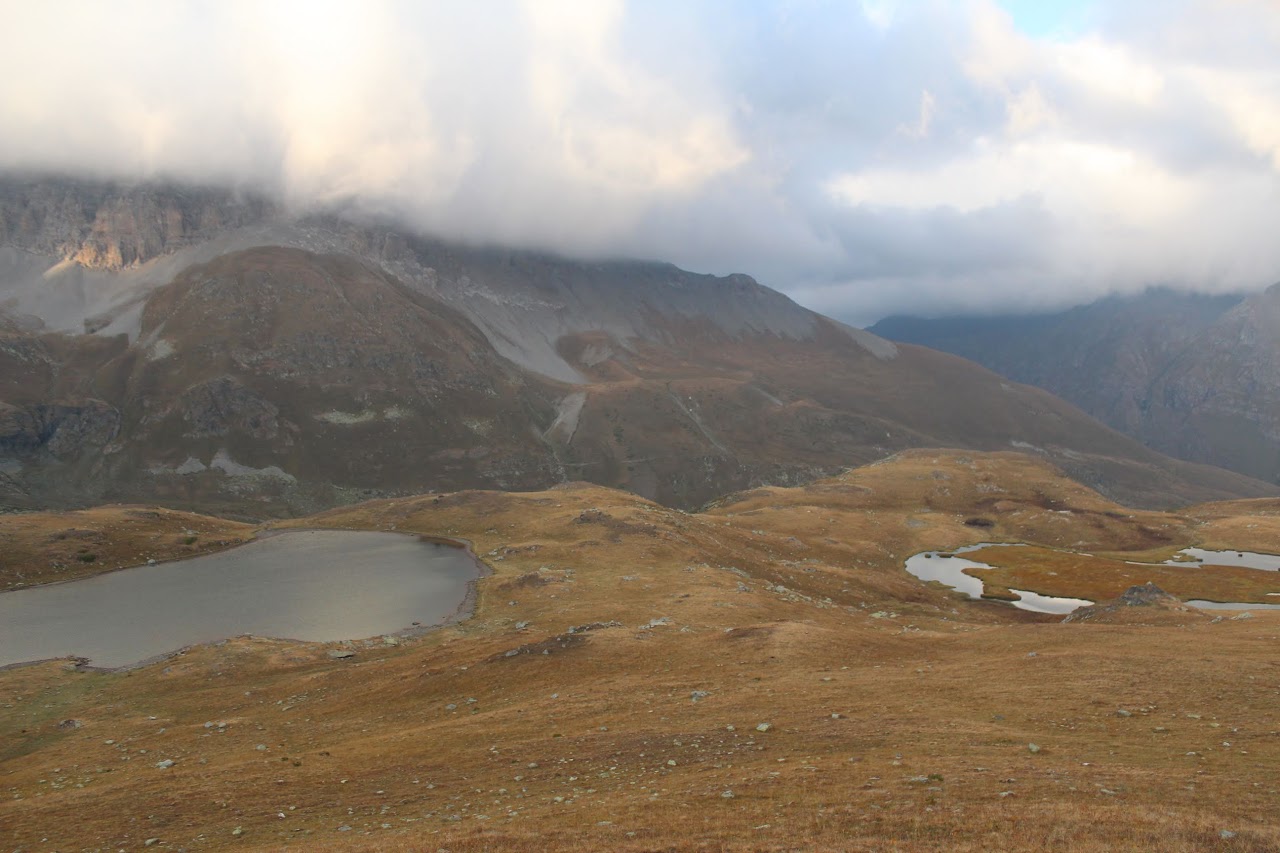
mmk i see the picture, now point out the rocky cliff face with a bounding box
[0,174,275,270]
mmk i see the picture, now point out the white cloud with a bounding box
[0,0,1278,322]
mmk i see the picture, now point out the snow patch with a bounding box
[317,409,379,425]
[210,450,296,482]
[147,339,175,361]
[149,452,294,483]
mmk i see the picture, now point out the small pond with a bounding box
[1163,548,1280,572]
[903,544,1094,614]
[0,530,480,669]
[906,543,1280,614]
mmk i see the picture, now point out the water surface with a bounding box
[1164,548,1280,571]
[906,544,1280,614]
[903,544,1095,614]
[0,530,479,669]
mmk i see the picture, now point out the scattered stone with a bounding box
[1231,612,1254,621]
[155,759,175,769]
[756,723,773,733]
[1025,652,1038,658]
[691,691,711,703]
[327,650,356,659]
[721,790,735,799]
[232,827,243,837]
[57,718,82,730]
[144,839,159,847]
[1116,709,1132,718]
[1027,743,1041,754]
[1220,830,1237,839]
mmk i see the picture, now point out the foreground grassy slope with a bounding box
[2,451,1278,852]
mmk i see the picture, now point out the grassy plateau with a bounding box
[1,450,1277,852]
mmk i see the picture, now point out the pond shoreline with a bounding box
[0,529,488,672]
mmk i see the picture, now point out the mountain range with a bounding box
[1,173,1274,514]
[870,286,1280,486]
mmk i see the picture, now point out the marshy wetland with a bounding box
[906,543,1280,613]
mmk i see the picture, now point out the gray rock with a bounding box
[756,722,773,733]
[691,691,711,703]
[327,649,356,659]
[155,759,175,769]
[1027,743,1041,754]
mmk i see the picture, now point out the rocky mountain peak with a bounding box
[0,174,275,271]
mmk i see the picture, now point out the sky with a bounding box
[2,0,1279,324]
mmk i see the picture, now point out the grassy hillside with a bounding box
[2,451,1277,851]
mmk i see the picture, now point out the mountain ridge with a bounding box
[0,174,1274,514]
[870,286,1280,484]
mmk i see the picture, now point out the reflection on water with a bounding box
[1005,588,1094,615]
[1165,548,1280,572]
[903,544,1094,614]
[1185,599,1280,611]
[0,530,479,669]
[906,543,1280,614]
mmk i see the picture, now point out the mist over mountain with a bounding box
[7,8,1280,851]
[2,173,1271,514]
[3,2,1280,323]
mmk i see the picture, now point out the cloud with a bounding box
[0,0,1278,323]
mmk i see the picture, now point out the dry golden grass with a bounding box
[0,505,255,589]
[2,451,1278,852]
